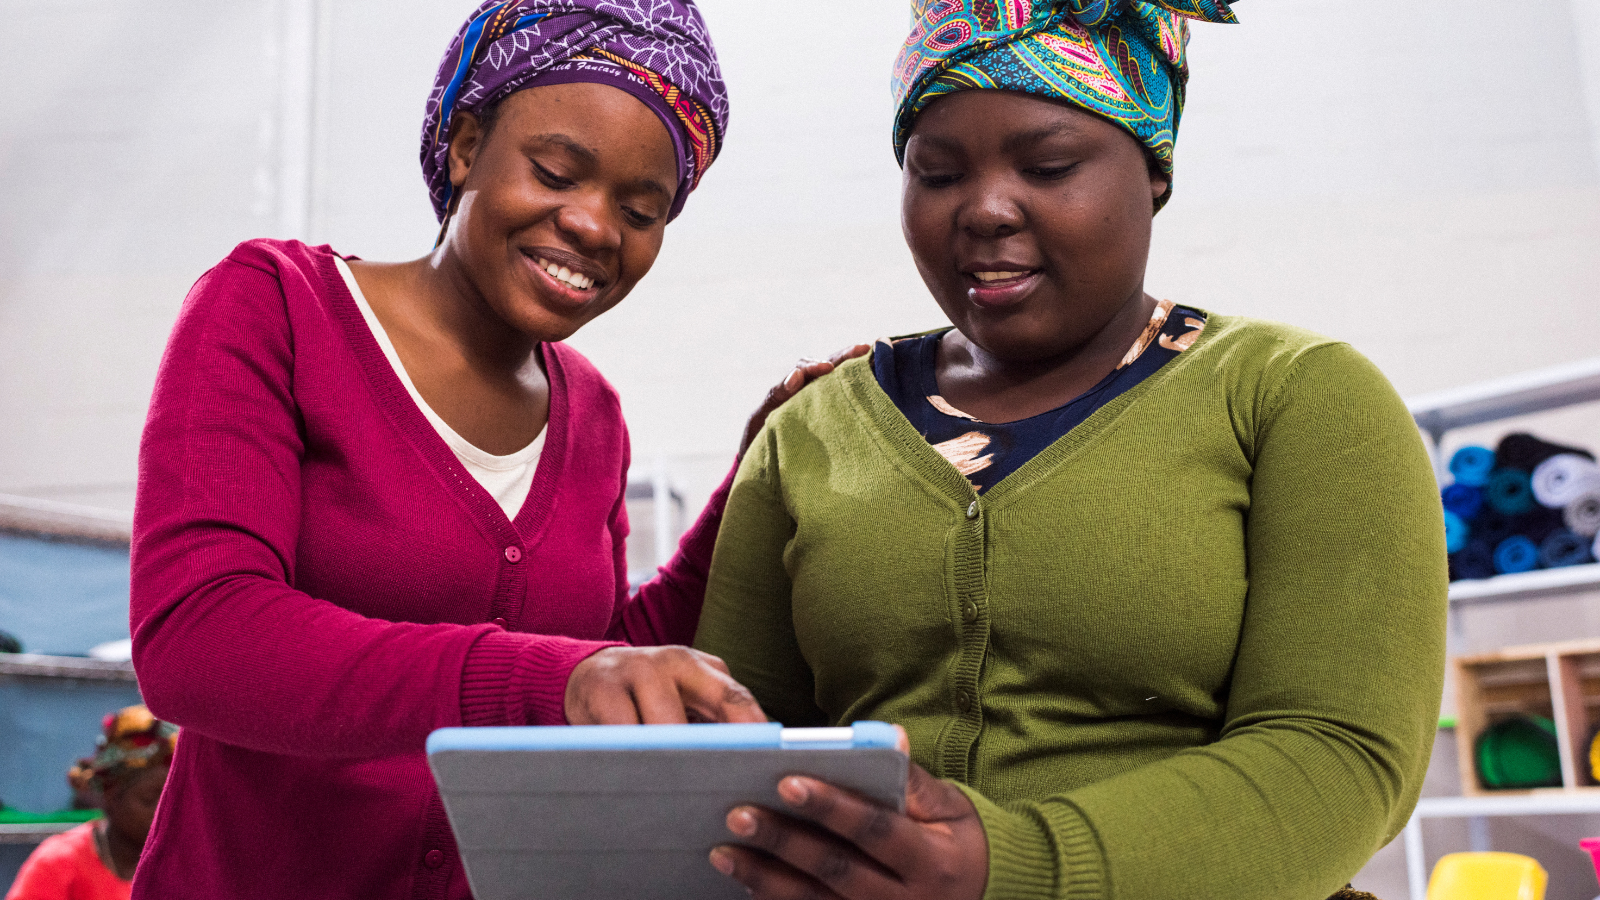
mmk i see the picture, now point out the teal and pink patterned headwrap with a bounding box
[422,0,727,223]
[893,0,1238,209]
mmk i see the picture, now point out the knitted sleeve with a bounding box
[967,343,1448,900]
[132,254,616,755]
[693,427,828,727]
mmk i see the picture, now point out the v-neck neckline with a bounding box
[843,308,1219,511]
[316,250,567,548]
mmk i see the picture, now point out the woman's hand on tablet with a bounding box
[564,646,768,725]
[739,344,872,457]
[709,734,988,900]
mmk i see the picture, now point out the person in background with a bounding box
[5,706,176,900]
[129,2,860,898]
[695,2,1446,898]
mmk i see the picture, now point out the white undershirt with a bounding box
[337,258,543,522]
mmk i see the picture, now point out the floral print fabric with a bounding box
[873,301,1206,493]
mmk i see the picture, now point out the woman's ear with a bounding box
[1150,174,1170,201]
[446,112,486,191]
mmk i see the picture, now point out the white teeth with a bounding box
[535,258,596,291]
[973,271,1031,283]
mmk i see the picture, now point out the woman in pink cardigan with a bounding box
[128,3,857,897]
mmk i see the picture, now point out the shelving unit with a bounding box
[1399,357,1600,897]
[1403,793,1600,900]
[1405,356,1600,609]
[0,654,136,682]
[1451,639,1600,796]
[0,823,79,845]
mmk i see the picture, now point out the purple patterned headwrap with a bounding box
[421,0,728,223]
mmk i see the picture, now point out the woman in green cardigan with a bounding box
[693,3,1446,899]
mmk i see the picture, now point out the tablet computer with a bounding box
[426,721,907,900]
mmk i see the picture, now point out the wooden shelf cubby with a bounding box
[1454,638,1600,796]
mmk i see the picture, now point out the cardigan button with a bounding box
[424,849,445,869]
[956,691,972,712]
[504,546,523,563]
[962,603,978,624]
[492,618,508,629]
[966,501,979,520]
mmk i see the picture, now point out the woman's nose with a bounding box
[958,179,1025,238]
[553,192,622,254]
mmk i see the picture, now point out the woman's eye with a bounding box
[532,160,575,188]
[1027,163,1077,180]
[622,207,659,229]
[917,172,963,188]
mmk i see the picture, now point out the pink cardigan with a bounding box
[129,239,730,900]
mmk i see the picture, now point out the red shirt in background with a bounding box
[5,823,130,900]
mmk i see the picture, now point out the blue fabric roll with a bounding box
[1442,484,1484,520]
[1449,446,1496,486]
[1539,528,1593,569]
[1444,511,1470,554]
[1450,538,1496,581]
[1485,469,1537,516]
[1494,535,1540,574]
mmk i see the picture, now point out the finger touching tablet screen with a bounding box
[426,722,908,900]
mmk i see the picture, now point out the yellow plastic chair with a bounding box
[1426,852,1547,900]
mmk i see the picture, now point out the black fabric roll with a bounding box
[1495,432,1596,472]
[1469,511,1515,548]
[1450,538,1497,581]
[1512,507,1566,545]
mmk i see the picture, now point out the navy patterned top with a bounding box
[873,301,1208,494]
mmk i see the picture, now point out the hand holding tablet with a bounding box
[427,722,921,900]
[709,760,988,900]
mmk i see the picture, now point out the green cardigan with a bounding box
[695,314,1447,900]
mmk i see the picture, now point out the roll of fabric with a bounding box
[1485,469,1537,516]
[1496,432,1594,473]
[1567,487,1600,538]
[1515,507,1565,545]
[1531,453,1600,508]
[1450,539,1496,581]
[1540,528,1594,568]
[1494,535,1540,574]
[1448,446,1496,487]
[1444,510,1470,554]
[1470,511,1514,548]
[1441,483,1484,520]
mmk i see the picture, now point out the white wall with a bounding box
[5,1,1598,510]
[4,1,1600,894]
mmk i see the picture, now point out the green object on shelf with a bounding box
[0,806,102,824]
[1476,715,1563,789]
[1439,716,1458,730]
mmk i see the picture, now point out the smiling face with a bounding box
[901,90,1168,365]
[440,82,678,343]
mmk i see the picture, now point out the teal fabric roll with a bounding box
[1485,469,1537,516]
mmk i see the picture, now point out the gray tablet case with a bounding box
[427,722,908,900]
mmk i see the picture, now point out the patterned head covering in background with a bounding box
[893,0,1239,209]
[421,0,727,223]
[67,705,178,794]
